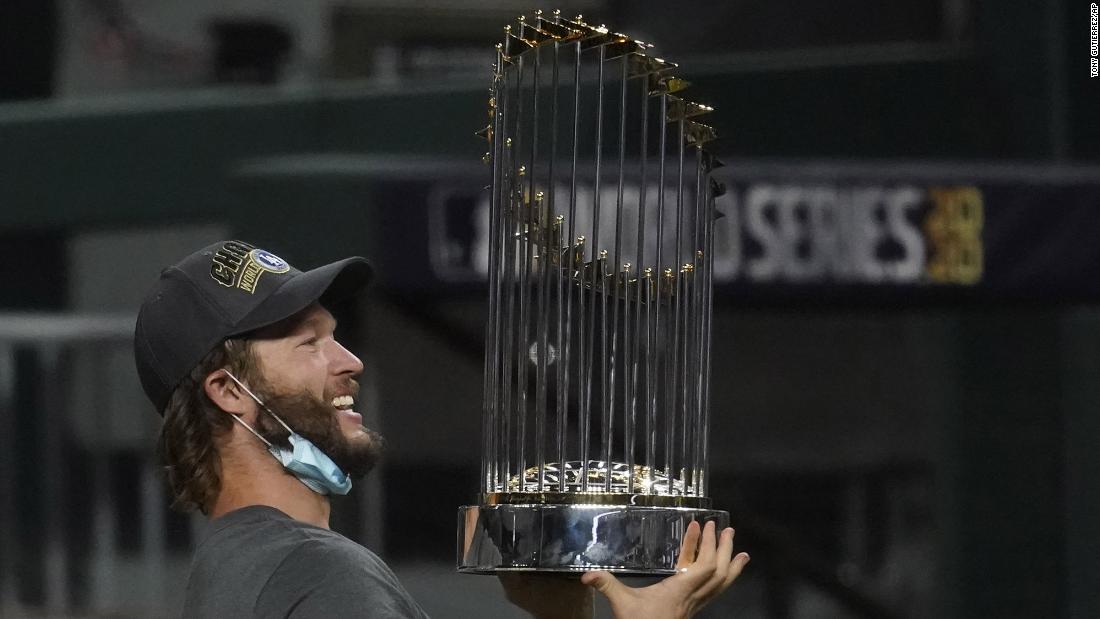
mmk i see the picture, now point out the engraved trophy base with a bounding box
[457,503,729,574]
[457,462,728,574]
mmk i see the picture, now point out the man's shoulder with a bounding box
[184,506,426,618]
[194,506,383,573]
[252,522,428,617]
[200,506,388,578]
[276,526,387,574]
[183,506,334,616]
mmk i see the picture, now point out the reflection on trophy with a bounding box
[458,10,729,574]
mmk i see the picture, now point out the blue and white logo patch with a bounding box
[251,249,290,273]
[228,248,292,293]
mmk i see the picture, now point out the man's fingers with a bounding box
[676,521,720,588]
[693,528,736,600]
[695,521,718,564]
[675,520,703,569]
[581,570,625,600]
[713,527,735,578]
[686,523,724,594]
[719,528,735,562]
[724,552,751,588]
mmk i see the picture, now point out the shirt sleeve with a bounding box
[254,539,430,619]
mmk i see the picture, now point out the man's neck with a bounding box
[209,449,332,529]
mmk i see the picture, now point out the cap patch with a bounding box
[209,241,291,293]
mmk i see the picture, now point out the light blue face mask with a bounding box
[222,370,352,496]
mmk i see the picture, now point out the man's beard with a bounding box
[252,382,385,479]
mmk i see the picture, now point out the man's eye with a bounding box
[301,338,319,347]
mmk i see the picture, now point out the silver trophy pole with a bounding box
[460,11,726,574]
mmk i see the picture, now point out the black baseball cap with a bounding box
[134,240,372,414]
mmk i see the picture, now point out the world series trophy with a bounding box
[458,10,728,575]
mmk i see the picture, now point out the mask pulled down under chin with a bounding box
[268,432,352,496]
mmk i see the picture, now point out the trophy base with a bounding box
[457,503,729,575]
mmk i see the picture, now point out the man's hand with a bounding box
[581,520,750,619]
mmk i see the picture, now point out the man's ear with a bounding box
[204,370,257,421]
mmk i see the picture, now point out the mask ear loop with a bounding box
[222,369,296,440]
[224,408,275,448]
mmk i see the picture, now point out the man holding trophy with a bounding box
[134,240,746,618]
[134,12,748,619]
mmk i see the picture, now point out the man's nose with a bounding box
[329,340,364,377]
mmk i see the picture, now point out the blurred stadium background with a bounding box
[1,0,1099,617]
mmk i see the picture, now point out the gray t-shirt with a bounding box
[183,505,430,619]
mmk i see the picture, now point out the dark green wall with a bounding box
[0,23,1075,234]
